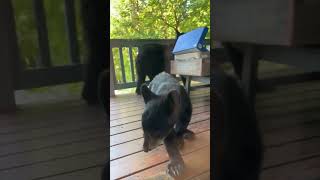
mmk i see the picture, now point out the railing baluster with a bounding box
[128,47,135,82]
[33,0,51,68]
[138,46,142,55]
[64,0,80,64]
[119,47,126,83]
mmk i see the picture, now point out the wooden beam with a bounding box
[110,39,210,48]
[16,65,84,90]
[0,0,18,111]
[260,45,320,72]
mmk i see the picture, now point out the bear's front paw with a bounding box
[166,159,185,177]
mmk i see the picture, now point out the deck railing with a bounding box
[4,0,84,91]
[1,0,210,107]
[110,39,210,93]
[1,0,85,109]
[110,39,175,90]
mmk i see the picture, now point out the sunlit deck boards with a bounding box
[110,88,211,180]
[110,74,320,180]
[0,99,106,180]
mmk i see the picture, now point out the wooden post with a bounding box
[241,45,259,106]
[110,48,116,97]
[185,76,192,96]
[80,0,108,104]
[0,0,18,111]
[223,42,244,79]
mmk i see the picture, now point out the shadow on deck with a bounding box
[0,97,106,180]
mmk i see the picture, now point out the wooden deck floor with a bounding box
[110,88,211,180]
[258,80,320,180]
[110,72,320,180]
[0,99,106,180]
[0,63,319,180]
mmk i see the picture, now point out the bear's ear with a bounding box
[141,84,157,104]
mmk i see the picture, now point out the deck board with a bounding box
[111,120,210,161]
[110,89,211,179]
[0,151,105,180]
[0,64,319,179]
[261,156,320,180]
[38,167,103,180]
[257,78,320,180]
[110,73,320,179]
[124,145,210,180]
[110,111,210,136]
[110,104,209,127]
[0,99,106,179]
[111,132,210,180]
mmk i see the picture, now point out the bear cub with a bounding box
[140,72,194,177]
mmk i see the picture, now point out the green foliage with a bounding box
[12,0,86,69]
[43,0,69,66]
[111,0,210,84]
[112,47,139,84]
[12,0,210,89]
[12,0,39,68]
[11,0,88,94]
[111,0,210,39]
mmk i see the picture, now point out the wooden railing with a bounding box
[1,0,84,109]
[110,39,210,94]
[1,0,210,108]
[10,0,83,91]
[110,39,175,90]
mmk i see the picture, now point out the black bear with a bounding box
[140,72,194,177]
[135,32,185,95]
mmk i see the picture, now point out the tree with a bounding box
[110,0,210,84]
[111,0,210,39]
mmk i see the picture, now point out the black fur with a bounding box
[212,64,263,180]
[135,32,185,95]
[135,44,166,95]
[98,70,107,114]
[140,72,193,177]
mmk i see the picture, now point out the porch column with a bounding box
[0,0,18,112]
[110,48,115,97]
